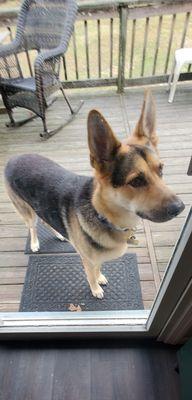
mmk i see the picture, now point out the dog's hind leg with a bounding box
[5,183,40,253]
[29,219,39,252]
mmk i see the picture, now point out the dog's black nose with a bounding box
[167,199,185,218]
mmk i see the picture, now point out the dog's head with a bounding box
[87,90,185,223]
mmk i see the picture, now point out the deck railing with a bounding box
[0,0,192,92]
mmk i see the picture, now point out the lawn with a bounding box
[0,1,192,81]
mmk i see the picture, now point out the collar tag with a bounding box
[127,235,139,245]
[96,211,139,245]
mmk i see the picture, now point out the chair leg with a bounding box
[167,59,175,91]
[40,116,50,139]
[39,86,84,140]
[60,86,74,114]
[39,99,84,140]
[5,108,16,127]
[168,63,182,103]
[1,89,16,127]
[6,111,38,128]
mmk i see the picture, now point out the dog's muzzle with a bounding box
[137,198,185,223]
[166,199,185,219]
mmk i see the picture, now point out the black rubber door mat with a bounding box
[20,253,144,312]
[25,221,75,254]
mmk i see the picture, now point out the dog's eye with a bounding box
[128,174,147,188]
[158,164,163,177]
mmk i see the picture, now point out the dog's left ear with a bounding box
[133,90,158,149]
[88,109,121,172]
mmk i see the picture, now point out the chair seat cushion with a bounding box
[1,75,59,93]
[1,77,36,92]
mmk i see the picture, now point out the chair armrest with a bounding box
[0,39,21,58]
[34,44,67,74]
[34,46,66,112]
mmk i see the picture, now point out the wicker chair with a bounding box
[0,0,83,139]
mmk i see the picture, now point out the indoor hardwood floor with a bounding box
[0,340,181,400]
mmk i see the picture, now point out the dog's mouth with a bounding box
[136,199,185,223]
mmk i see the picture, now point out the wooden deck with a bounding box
[0,84,191,312]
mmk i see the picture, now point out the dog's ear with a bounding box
[88,109,121,172]
[133,90,158,148]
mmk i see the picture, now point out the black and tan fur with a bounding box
[4,91,185,299]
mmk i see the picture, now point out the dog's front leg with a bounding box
[95,265,108,285]
[82,257,104,299]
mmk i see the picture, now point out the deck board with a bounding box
[0,84,191,312]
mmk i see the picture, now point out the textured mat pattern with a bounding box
[20,253,143,311]
[25,221,75,254]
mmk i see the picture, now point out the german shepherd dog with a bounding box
[4,91,185,299]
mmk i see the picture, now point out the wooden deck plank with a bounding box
[138,264,154,281]
[0,285,23,303]
[140,281,157,301]
[0,267,26,285]
[0,253,28,268]
[152,231,180,247]
[0,225,28,238]
[0,238,26,252]
[155,247,173,263]
[0,213,24,225]
[0,84,191,312]
[143,220,161,290]
[0,303,19,312]
[143,300,153,309]
[150,217,186,232]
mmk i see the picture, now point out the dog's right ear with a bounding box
[88,110,121,172]
[133,89,158,149]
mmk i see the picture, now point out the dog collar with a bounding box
[96,212,139,245]
[97,212,130,232]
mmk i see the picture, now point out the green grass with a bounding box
[64,13,192,81]
[1,5,192,81]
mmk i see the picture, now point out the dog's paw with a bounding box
[55,232,65,241]
[97,273,108,285]
[31,240,40,253]
[91,285,104,299]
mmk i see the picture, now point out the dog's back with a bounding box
[5,153,88,236]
